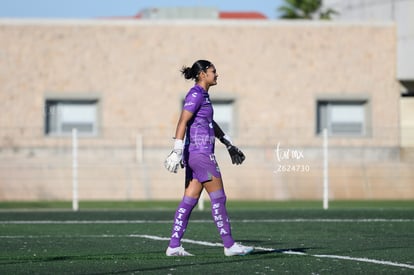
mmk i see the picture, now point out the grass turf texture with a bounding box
[0,201,413,274]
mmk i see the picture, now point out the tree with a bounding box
[278,0,338,20]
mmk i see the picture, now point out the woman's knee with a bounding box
[184,179,203,198]
[204,176,224,194]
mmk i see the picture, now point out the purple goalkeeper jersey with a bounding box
[183,85,215,154]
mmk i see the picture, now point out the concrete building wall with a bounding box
[401,97,414,147]
[323,0,414,80]
[0,19,411,201]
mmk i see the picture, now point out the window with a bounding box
[45,99,99,136]
[317,100,368,136]
[212,100,234,136]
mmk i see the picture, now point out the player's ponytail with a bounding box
[180,60,213,81]
[181,66,194,80]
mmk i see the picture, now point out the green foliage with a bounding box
[278,0,339,20]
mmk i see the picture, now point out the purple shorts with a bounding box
[185,152,221,187]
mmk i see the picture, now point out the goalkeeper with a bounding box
[164,60,253,257]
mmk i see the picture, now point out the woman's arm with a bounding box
[164,110,193,173]
[175,110,193,140]
[212,120,225,140]
[212,120,246,165]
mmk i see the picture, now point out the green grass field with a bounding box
[0,200,413,274]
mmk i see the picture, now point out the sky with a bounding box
[0,0,284,20]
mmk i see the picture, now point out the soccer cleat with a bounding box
[166,246,194,256]
[224,243,254,256]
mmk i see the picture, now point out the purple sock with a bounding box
[209,189,235,248]
[168,196,198,248]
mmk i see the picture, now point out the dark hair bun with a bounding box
[180,66,193,80]
[180,60,213,81]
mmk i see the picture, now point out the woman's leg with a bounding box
[203,176,235,248]
[204,176,254,256]
[168,179,203,250]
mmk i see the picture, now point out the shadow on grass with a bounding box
[251,247,312,255]
[0,253,138,266]
[0,247,316,274]
[90,247,314,275]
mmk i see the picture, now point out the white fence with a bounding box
[0,127,413,204]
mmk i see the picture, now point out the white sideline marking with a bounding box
[131,234,224,247]
[133,234,414,270]
[0,218,413,224]
[239,219,414,223]
[312,254,414,270]
[0,233,413,269]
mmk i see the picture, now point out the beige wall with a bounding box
[401,97,414,147]
[0,19,411,201]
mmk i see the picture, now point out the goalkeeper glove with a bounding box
[219,135,246,165]
[164,139,184,173]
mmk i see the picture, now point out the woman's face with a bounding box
[204,66,218,86]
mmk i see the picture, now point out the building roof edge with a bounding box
[0,18,396,28]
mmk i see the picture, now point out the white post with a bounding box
[323,128,329,210]
[198,191,205,211]
[72,128,79,212]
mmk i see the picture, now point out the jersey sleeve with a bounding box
[183,89,203,114]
